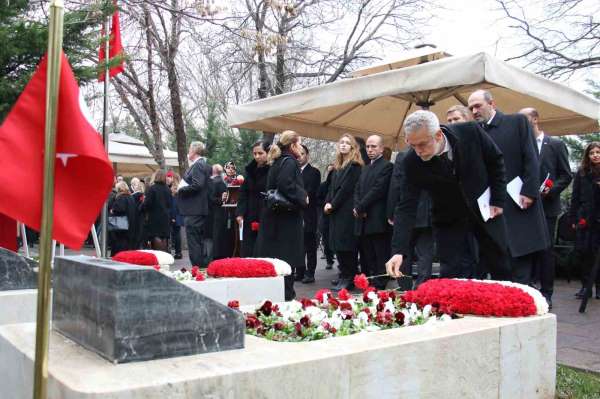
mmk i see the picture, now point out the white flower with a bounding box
[422,304,432,319]
[305,306,327,324]
[367,291,378,302]
[383,299,396,314]
[440,314,452,322]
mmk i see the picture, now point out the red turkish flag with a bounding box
[0,52,114,250]
[98,1,125,81]
[0,214,17,252]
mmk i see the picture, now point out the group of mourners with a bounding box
[105,88,600,305]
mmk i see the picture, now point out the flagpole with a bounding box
[100,13,111,258]
[33,0,64,398]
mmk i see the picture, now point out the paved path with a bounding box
[43,245,600,372]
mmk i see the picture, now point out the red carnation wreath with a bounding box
[112,251,158,266]
[207,258,277,278]
[402,279,537,317]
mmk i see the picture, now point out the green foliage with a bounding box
[201,102,261,169]
[560,82,600,168]
[0,0,103,122]
[556,365,600,399]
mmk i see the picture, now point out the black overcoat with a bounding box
[255,153,307,268]
[236,161,269,224]
[568,171,600,252]
[392,122,508,256]
[110,193,138,253]
[301,163,322,234]
[326,161,362,252]
[354,156,393,236]
[141,182,171,239]
[538,135,572,218]
[178,158,212,216]
[207,176,227,241]
[484,111,550,256]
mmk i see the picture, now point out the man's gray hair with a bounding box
[189,141,205,156]
[403,110,440,137]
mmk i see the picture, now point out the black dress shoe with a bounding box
[301,275,315,284]
[546,298,552,310]
[174,254,182,260]
[576,289,592,299]
[332,279,354,291]
[294,274,304,282]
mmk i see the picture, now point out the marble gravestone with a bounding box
[52,256,245,364]
[0,247,37,291]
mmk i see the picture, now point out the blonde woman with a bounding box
[167,171,184,259]
[324,134,364,291]
[109,181,137,256]
[255,130,308,300]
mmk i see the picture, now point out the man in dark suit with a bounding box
[297,145,322,283]
[386,110,511,281]
[355,135,394,289]
[387,150,434,287]
[520,107,572,306]
[177,141,212,266]
[468,90,550,284]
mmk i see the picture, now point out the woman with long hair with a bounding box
[236,141,270,257]
[324,134,364,290]
[141,169,172,250]
[130,177,145,249]
[109,181,138,256]
[255,131,308,300]
[167,171,184,259]
[570,142,600,299]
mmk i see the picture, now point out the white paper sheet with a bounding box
[507,176,524,209]
[177,178,189,191]
[239,221,244,241]
[477,187,491,222]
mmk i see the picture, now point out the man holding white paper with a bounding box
[387,111,511,281]
[468,90,550,284]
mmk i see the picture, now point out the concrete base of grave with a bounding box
[0,314,556,399]
[0,277,283,327]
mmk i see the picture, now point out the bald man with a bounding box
[353,135,393,290]
[468,90,550,284]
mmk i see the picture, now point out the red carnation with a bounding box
[377,290,390,302]
[245,314,261,329]
[328,297,340,310]
[300,315,311,327]
[544,179,554,189]
[314,288,332,303]
[340,301,353,311]
[394,312,405,325]
[112,250,158,266]
[207,258,277,278]
[300,297,315,308]
[195,272,206,281]
[354,273,370,291]
[251,221,260,232]
[337,288,352,301]
[578,218,587,228]
[227,300,240,309]
[191,266,200,276]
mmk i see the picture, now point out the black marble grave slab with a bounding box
[0,248,37,291]
[52,256,245,363]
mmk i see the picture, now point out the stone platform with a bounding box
[0,314,556,399]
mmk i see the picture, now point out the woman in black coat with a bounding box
[236,141,270,257]
[255,131,308,300]
[324,134,364,291]
[109,181,138,256]
[141,169,172,250]
[569,142,600,299]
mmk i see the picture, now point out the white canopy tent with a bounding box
[228,52,600,148]
[108,133,179,177]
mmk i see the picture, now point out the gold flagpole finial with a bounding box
[33,0,65,398]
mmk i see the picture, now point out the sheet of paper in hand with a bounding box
[477,187,491,222]
[507,176,524,209]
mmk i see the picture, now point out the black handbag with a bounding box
[263,189,297,212]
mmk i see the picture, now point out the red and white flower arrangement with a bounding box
[403,278,549,317]
[112,250,174,268]
[241,289,452,342]
[207,257,291,278]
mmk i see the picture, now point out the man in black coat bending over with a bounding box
[297,145,322,283]
[177,141,212,266]
[355,135,393,289]
[468,90,550,284]
[386,110,511,281]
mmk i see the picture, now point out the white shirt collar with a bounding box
[300,163,308,172]
[438,134,453,161]
[487,111,497,125]
[370,155,383,164]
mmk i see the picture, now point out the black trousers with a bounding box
[337,250,358,280]
[296,232,318,278]
[184,215,206,267]
[170,224,182,255]
[361,233,391,289]
[435,219,510,280]
[240,229,258,257]
[321,216,335,264]
[532,216,556,298]
[404,227,434,287]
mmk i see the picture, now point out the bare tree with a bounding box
[496,0,599,78]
